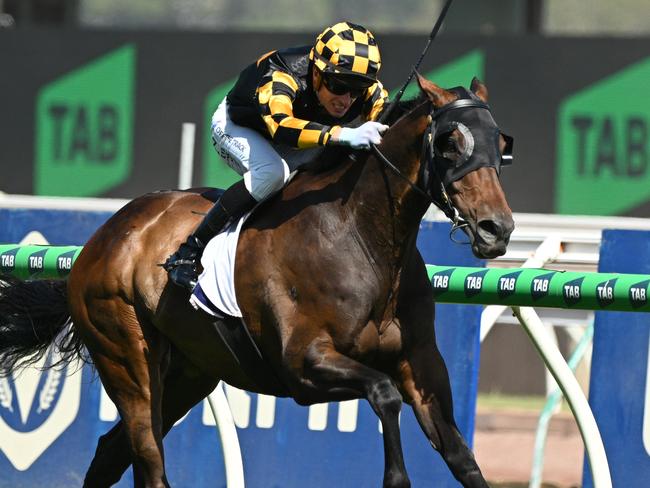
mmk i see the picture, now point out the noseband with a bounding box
[371,89,513,232]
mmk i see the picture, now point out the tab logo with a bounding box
[497,271,522,299]
[630,280,649,308]
[433,274,449,289]
[562,277,585,307]
[0,248,19,274]
[27,249,47,276]
[557,56,650,215]
[464,270,488,298]
[0,348,82,470]
[56,250,77,277]
[596,278,617,307]
[35,44,135,197]
[431,269,454,297]
[531,272,556,300]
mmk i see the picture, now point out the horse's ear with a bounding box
[416,72,453,108]
[470,77,488,102]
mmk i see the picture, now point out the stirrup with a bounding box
[163,236,203,290]
[163,246,198,270]
[167,262,200,290]
[163,250,196,272]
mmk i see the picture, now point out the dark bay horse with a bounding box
[0,74,513,488]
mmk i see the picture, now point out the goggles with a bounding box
[321,73,372,98]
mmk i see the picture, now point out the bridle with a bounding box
[370,92,514,236]
[365,0,514,236]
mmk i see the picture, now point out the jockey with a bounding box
[165,21,390,290]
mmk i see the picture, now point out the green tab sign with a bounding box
[35,45,136,196]
[394,49,485,100]
[557,56,650,215]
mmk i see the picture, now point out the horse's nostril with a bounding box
[477,219,500,238]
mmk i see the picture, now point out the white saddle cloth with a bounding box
[189,215,249,318]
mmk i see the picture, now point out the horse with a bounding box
[0,74,514,488]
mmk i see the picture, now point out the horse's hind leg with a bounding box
[83,353,219,488]
[74,299,171,488]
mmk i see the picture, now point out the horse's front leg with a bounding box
[300,343,410,488]
[395,248,489,488]
[398,336,488,488]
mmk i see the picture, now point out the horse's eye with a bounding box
[445,139,459,152]
[435,135,459,158]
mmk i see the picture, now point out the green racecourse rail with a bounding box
[426,264,649,312]
[0,244,82,279]
[1,244,649,313]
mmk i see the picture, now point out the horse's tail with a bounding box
[0,275,84,377]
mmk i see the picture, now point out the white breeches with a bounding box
[211,98,321,202]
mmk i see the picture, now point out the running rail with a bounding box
[1,245,629,487]
[0,244,82,279]
[427,264,650,312]
[2,244,648,313]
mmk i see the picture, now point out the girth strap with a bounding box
[211,315,290,396]
[214,316,289,396]
[194,283,289,395]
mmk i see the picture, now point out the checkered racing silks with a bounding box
[256,69,387,148]
[309,21,382,81]
[225,23,388,150]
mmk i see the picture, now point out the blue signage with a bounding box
[584,230,650,488]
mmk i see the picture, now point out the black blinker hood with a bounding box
[430,87,513,188]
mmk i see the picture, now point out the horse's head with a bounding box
[416,74,514,259]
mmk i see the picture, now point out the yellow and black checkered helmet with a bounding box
[309,21,381,84]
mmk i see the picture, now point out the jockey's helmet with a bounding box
[309,22,381,87]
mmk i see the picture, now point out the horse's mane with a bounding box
[379,91,430,126]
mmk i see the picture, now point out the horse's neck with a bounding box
[348,110,430,270]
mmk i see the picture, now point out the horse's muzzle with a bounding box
[469,213,514,259]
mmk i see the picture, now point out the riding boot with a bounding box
[165,179,258,290]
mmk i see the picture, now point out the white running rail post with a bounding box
[480,236,562,342]
[206,383,245,488]
[178,123,196,190]
[512,306,611,488]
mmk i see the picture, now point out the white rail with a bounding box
[0,192,129,211]
[513,306,612,488]
[478,237,610,487]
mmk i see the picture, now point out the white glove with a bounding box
[336,121,389,150]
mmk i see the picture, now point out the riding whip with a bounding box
[368,0,456,204]
[377,0,455,125]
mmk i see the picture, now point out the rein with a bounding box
[367,0,464,230]
[370,140,469,240]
